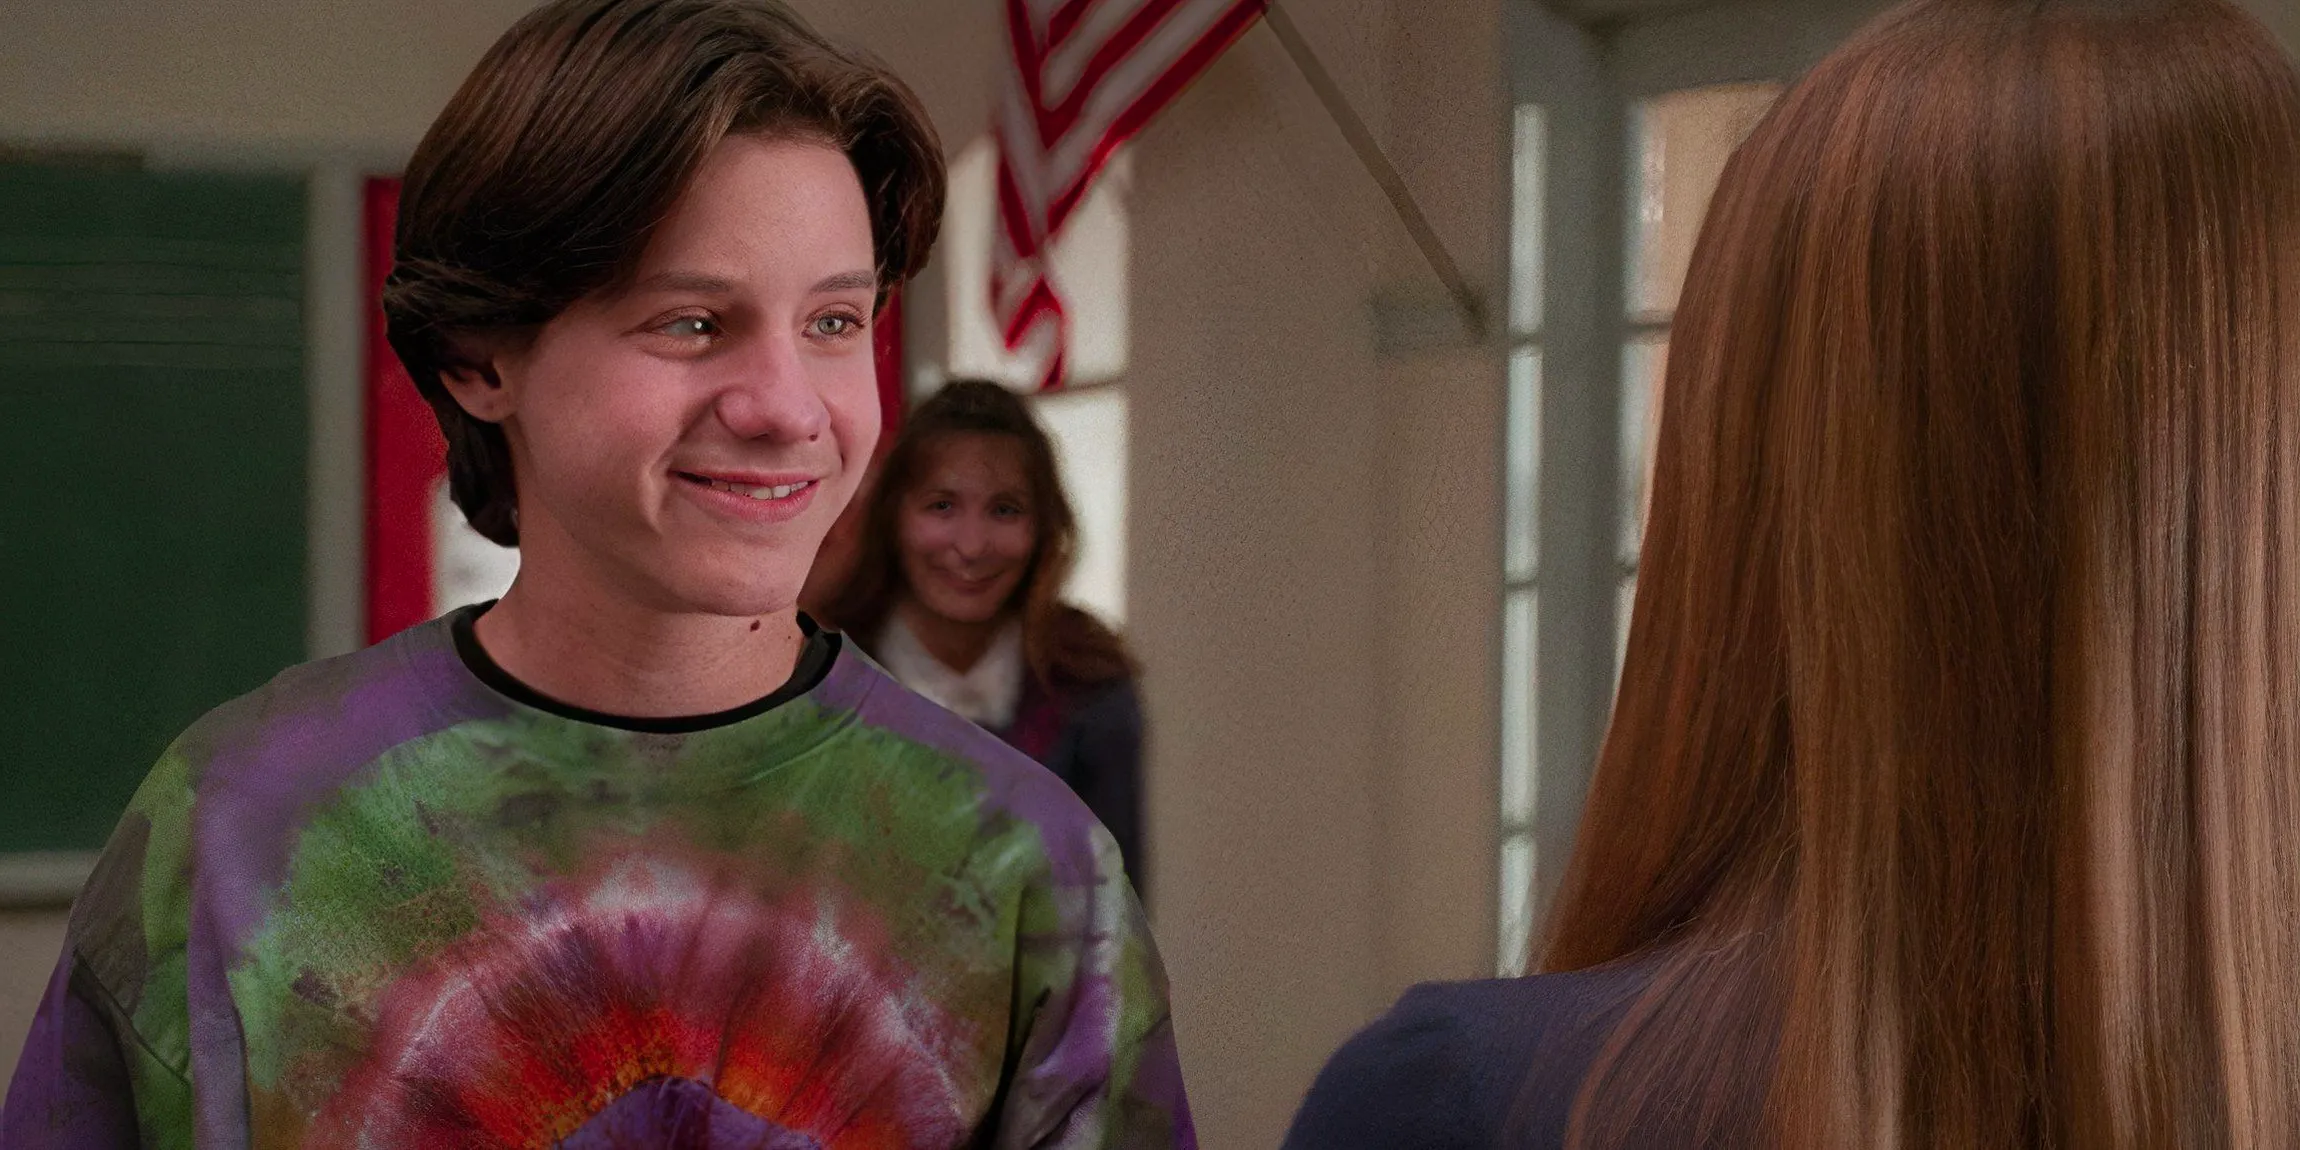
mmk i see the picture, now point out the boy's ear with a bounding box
[438,347,515,424]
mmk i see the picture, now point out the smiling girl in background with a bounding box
[825,380,1148,893]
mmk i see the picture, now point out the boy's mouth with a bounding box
[675,472,815,502]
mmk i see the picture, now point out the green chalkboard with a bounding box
[0,164,308,853]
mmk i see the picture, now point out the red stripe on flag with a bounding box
[1020,0,1251,153]
[1028,1,1189,140]
[362,177,446,643]
[995,0,1266,390]
[1046,0,1265,224]
[1045,0,1101,52]
[1001,276,1064,348]
[1007,0,1054,114]
[1001,277,1070,392]
[994,142,1046,274]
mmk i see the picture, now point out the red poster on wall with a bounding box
[362,179,908,643]
[363,178,445,644]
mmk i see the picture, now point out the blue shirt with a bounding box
[1283,962,1664,1149]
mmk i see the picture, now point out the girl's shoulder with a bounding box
[1039,604,1137,686]
[1283,963,1664,1150]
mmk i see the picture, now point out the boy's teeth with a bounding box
[705,478,809,500]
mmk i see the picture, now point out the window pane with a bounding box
[1620,334,1667,568]
[1510,104,1548,338]
[1029,386,1129,625]
[1505,347,1542,584]
[1502,587,1538,828]
[1499,832,1537,976]
[433,476,519,614]
[1626,84,1782,322]
[1616,575,1638,688]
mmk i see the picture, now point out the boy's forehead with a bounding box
[635,136,874,285]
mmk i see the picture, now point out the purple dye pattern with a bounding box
[812,654,1176,1140]
[194,624,507,949]
[556,1077,824,1150]
[187,899,248,1148]
[184,621,510,1146]
[997,934,1136,1144]
[815,653,1182,1145]
[811,654,1105,890]
[1035,961,1124,1086]
[0,955,139,1148]
[1131,1019,1197,1146]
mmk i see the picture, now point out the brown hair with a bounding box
[823,380,1135,688]
[383,0,945,545]
[1540,0,2300,1146]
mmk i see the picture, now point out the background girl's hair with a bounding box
[824,380,1135,688]
[1538,0,2300,1145]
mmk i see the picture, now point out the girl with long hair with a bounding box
[824,380,1147,888]
[1288,0,2300,1145]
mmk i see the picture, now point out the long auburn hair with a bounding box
[1540,1,2300,1147]
[823,380,1135,689]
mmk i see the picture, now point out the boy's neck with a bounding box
[897,597,1011,676]
[474,577,807,720]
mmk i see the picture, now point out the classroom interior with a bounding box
[7,0,2294,1143]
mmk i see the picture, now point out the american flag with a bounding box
[994,0,1267,389]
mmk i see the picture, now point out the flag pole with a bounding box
[1262,0,1487,343]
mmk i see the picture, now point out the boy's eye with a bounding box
[812,314,864,338]
[657,315,719,339]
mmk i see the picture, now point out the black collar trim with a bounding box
[450,602,838,734]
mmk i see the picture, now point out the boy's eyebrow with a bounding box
[635,270,738,295]
[813,269,878,294]
[631,269,877,295]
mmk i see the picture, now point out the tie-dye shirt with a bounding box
[2,611,1192,1148]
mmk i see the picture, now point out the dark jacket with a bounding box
[996,673,1147,896]
[1283,961,1669,1149]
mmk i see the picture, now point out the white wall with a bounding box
[0,0,1001,166]
[1127,4,1505,1140]
[2243,0,2300,53]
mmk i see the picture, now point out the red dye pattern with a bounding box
[307,856,972,1148]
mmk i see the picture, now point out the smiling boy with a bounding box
[1,2,1193,1146]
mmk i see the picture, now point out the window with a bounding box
[432,477,520,613]
[1498,102,1546,977]
[1497,83,1778,977]
[1617,85,1777,678]
[1029,386,1129,625]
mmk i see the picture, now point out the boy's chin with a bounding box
[647,567,806,622]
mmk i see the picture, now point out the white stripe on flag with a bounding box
[995,0,1263,378]
[1040,2,1239,209]
[1040,0,1157,107]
